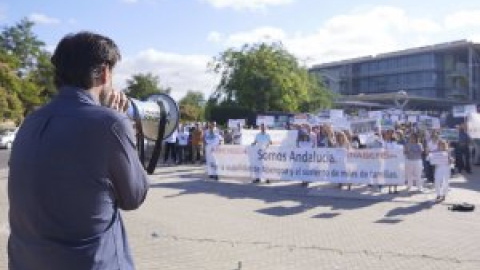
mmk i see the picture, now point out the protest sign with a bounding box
[350,118,380,134]
[206,145,405,185]
[453,105,477,118]
[467,112,480,139]
[256,115,275,127]
[228,119,246,129]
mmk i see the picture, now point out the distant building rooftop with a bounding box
[311,40,480,70]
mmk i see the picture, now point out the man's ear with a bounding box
[100,65,110,85]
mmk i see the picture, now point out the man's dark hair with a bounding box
[51,31,121,89]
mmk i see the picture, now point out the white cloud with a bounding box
[224,26,287,47]
[202,0,293,11]
[207,31,223,43]
[28,13,61,25]
[209,6,443,65]
[114,49,219,101]
[445,10,480,29]
[121,0,139,3]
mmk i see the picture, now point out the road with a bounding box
[0,150,9,170]
[1,164,480,269]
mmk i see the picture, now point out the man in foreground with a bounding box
[8,32,149,270]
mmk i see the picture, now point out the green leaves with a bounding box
[0,18,55,121]
[179,90,205,121]
[210,42,332,114]
[124,73,170,100]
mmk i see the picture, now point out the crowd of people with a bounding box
[164,120,474,203]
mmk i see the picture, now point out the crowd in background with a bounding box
[158,120,473,202]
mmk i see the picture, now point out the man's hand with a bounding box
[100,88,129,113]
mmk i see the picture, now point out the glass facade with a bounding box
[310,42,480,102]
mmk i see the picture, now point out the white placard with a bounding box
[368,111,383,119]
[407,115,418,123]
[428,152,449,165]
[256,115,275,127]
[467,112,480,139]
[329,109,344,119]
[453,105,477,118]
[228,119,246,129]
[206,145,405,185]
[350,118,380,134]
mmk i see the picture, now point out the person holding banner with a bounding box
[205,122,223,180]
[252,123,272,183]
[404,133,424,192]
[317,124,336,148]
[428,140,452,202]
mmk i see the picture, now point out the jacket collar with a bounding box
[57,86,100,106]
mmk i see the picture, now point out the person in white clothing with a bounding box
[163,128,178,164]
[404,133,424,192]
[205,122,223,180]
[252,123,272,183]
[176,128,190,164]
[428,139,452,203]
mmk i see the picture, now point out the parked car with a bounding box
[0,128,17,149]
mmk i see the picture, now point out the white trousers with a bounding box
[405,159,423,189]
[434,165,450,197]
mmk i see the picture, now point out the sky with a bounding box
[2,0,480,100]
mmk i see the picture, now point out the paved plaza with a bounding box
[1,163,480,269]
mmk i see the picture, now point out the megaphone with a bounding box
[127,93,180,175]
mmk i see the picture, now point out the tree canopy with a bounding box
[210,42,332,113]
[179,90,205,121]
[124,72,170,100]
[0,18,55,122]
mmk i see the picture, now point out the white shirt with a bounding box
[177,132,189,146]
[165,130,178,144]
[205,131,222,146]
[232,129,242,145]
[254,132,272,147]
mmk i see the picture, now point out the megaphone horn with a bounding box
[127,93,180,174]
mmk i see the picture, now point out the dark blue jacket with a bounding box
[8,87,149,270]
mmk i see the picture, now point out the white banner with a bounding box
[206,145,405,184]
[239,129,298,147]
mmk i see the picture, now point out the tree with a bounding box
[210,42,332,113]
[0,18,55,116]
[179,90,205,121]
[0,18,45,74]
[0,53,25,122]
[124,73,170,100]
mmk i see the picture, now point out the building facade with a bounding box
[309,40,480,108]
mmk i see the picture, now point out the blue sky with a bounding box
[2,0,480,100]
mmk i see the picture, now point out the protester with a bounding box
[424,130,440,183]
[428,140,452,202]
[191,123,204,164]
[252,123,273,183]
[205,122,223,180]
[163,127,178,165]
[335,131,351,189]
[455,123,472,174]
[176,125,190,164]
[8,32,149,270]
[404,133,424,192]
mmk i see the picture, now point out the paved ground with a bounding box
[1,163,480,269]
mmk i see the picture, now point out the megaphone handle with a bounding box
[146,111,167,174]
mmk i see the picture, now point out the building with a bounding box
[309,40,480,110]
